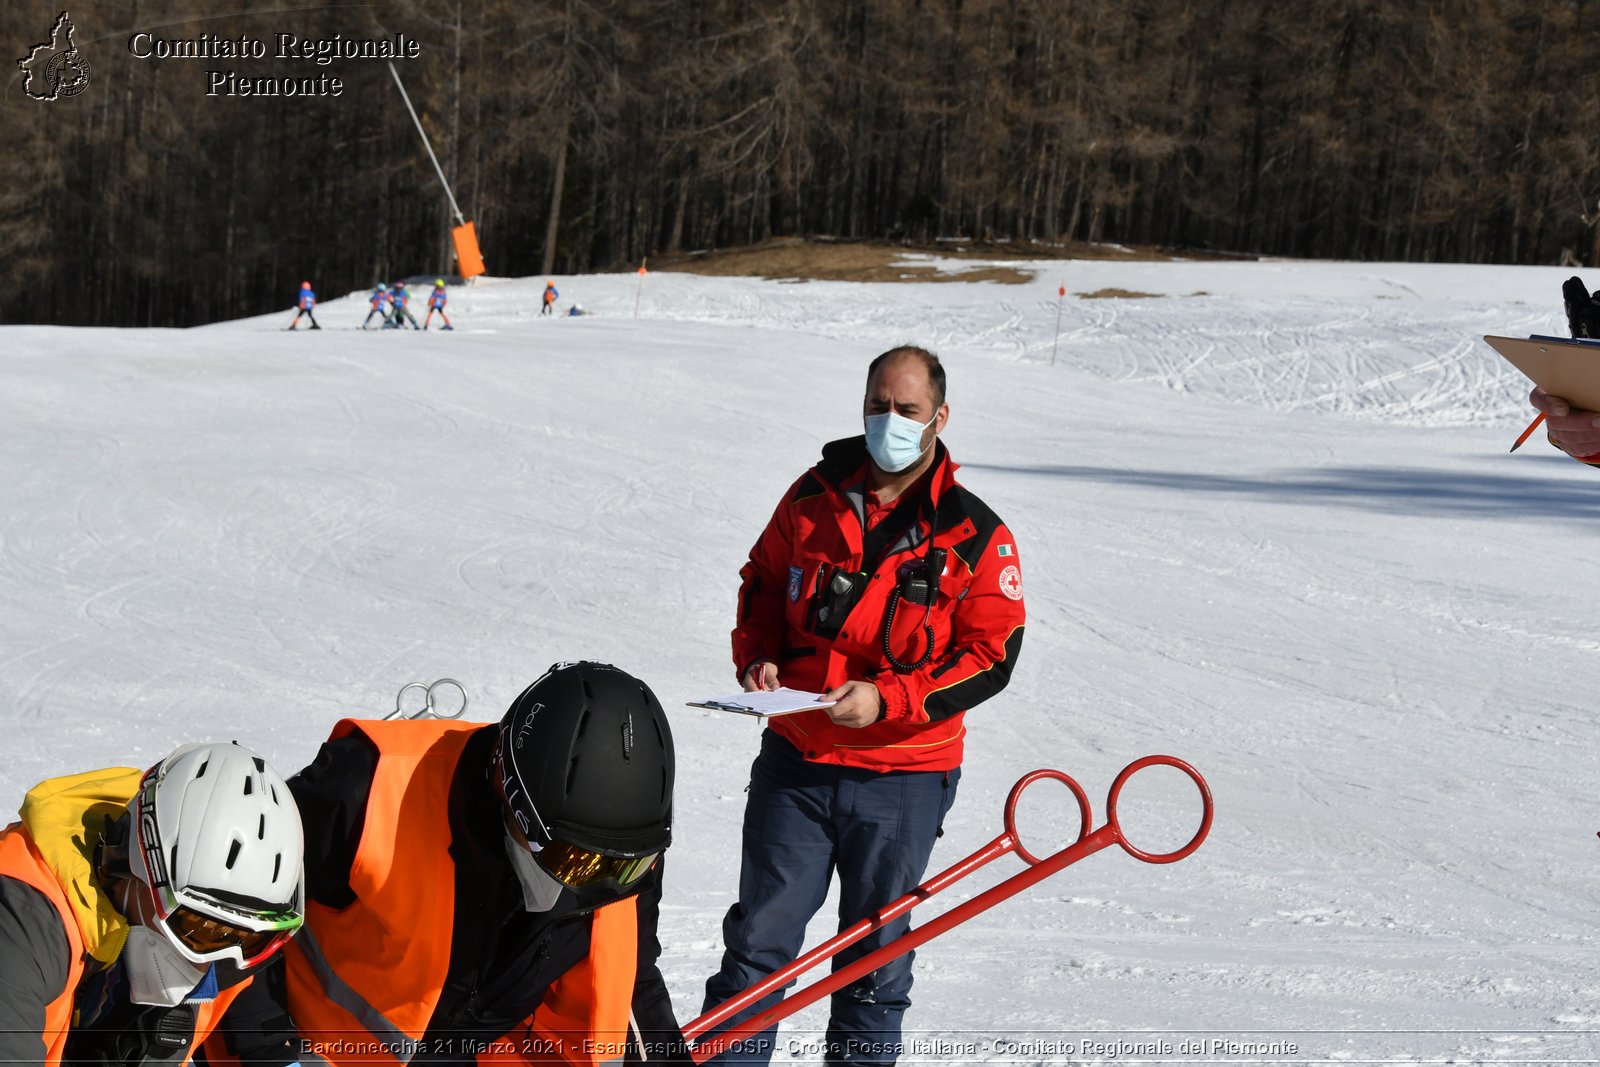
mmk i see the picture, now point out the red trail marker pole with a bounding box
[634,260,649,319]
[1051,282,1066,366]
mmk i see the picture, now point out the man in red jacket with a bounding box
[701,346,1026,1066]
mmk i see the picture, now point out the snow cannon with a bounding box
[685,755,1214,1062]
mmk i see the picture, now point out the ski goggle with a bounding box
[163,901,302,967]
[123,864,303,969]
[501,803,657,889]
[535,839,658,890]
[492,764,656,889]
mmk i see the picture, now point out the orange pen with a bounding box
[1509,413,1546,452]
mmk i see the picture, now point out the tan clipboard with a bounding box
[1485,335,1600,411]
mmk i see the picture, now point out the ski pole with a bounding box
[685,755,1213,1062]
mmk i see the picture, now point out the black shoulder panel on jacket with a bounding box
[287,734,380,909]
[814,436,870,485]
[789,469,826,503]
[943,484,1005,571]
[0,874,71,1065]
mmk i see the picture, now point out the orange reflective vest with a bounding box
[0,769,246,1066]
[284,719,640,1067]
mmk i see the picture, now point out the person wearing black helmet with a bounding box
[269,661,689,1066]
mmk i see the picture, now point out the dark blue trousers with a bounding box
[702,731,959,1067]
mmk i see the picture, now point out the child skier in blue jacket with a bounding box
[289,281,320,330]
[424,280,453,330]
[388,282,420,330]
[362,285,389,329]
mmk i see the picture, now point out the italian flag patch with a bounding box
[997,544,1014,557]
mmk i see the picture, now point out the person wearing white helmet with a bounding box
[0,741,305,1066]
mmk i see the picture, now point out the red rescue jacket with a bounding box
[733,436,1025,772]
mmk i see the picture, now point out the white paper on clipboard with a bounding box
[687,687,835,717]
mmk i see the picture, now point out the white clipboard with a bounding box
[687,687,835,718]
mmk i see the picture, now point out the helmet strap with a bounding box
[502,828,567,913]
[93,811,132,887]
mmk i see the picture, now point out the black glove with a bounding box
[1563,276,1600,338]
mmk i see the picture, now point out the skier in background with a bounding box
[423,278,453,331]
[388,281,420,330]
[541,279,559,317]
[288,281,320,330]
[361,284,390,329]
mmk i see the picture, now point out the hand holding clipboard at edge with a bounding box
[1492,334,1600,453]
[1492,275,1600,458]
[1526,384,1600,459]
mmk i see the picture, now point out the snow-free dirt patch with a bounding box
[650,237,1200,285]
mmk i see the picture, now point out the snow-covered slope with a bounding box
[3,256,1596,1063]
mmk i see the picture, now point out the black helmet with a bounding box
[494,662,674,860]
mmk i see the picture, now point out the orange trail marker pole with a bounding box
[1051,283,1066,366]
[634,260,648,319]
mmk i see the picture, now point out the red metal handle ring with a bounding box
[1002,769,1093,866]
[1104,754,1214,864]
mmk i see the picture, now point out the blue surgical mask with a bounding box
[864,411,936,473]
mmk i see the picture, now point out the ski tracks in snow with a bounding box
[631,265,1555,431]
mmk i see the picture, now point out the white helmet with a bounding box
[126,742,305,968]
